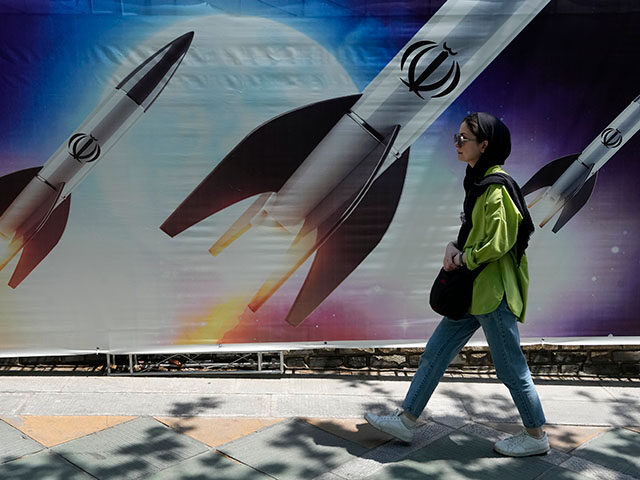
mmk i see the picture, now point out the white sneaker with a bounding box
[364,408,414,443]
[494,430,550,457]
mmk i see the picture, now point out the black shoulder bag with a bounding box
[429,173,530,319]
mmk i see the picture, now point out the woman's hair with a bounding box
[464,112,511,167]
[462,112,511,190]
[462,113,487,143]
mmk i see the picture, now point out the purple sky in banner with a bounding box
[462,9,640,336]
[0,1,638,353]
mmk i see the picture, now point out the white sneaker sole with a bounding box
[364,413,413,443]
[494,445,550,457]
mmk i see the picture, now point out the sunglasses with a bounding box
[453,133,476,147]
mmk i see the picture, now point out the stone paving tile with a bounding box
[536,466,595,479]
[600,386,640,404]
[0,419,44,464]
[542,401,640,427]
[0,451,94,480]
[314,458,383,480]
[0,393,32,416]
[366,421,453,464]
[217,418,367,480]
[428,412,469,429]
[540,448,573,467]
[560,455,639,480]
[461,398,522,425]
[52,416,209,480]
[461,422,571,466]
[2,415,136,447]
[572,428,640,478]
[303,417,394,449]
[314,473,344,480]
[535,384,628,403]
[366,431,554,480]
[280,378,410,397]
[146,451,271,479]
[317,421,452,479]
[0,377,71,393]
[458,422,510,443]
[155,416,284,447]
[412,395,471,429]
[271,393,404,419]
[18,392,272,417]
[546,425,612,453]
[480,422,611,452]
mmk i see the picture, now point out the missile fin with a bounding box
[551,172,597,233]
[284,147,409,327]
[0,167,42,216]
[160,94,362,237]
[248,124,402,314]
[521,154,580,197]
[8,195,71,288]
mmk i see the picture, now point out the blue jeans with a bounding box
[402,299,546,428]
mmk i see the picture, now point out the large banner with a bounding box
[1,0,639,355]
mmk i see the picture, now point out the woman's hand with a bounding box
[443,242,461,272]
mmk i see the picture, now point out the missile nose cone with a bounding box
[179,31,195,46]
[117,31,194,110]
[170,31,195,58]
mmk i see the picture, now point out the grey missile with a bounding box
[161,0,550,327]
[522,94,640,232]
[0,31,194,287]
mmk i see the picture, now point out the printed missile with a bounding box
[161,0,549,327]
[522,94,640,233]
[0,31,194,287]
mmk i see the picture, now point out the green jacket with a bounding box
[462,165,529,322]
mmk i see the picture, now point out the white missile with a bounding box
[161,0,549,326]
[0,31,194,287]
[522,94,640,232]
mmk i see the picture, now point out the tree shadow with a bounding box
[569,427,640,477]
[371,432,556,480]
[0,397,271,480]
[148,450,273,479]
[436,380,640,478]
[216,417,371,480]
[0,451,96,480]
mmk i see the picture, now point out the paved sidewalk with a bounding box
[0,375,638,479]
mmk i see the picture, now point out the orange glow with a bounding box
[175,295,252,345]
[0,234,22,273]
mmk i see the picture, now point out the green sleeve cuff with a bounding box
[464,246,478,271]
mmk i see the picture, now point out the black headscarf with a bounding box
[459,113,534,266]
[462,112,511,192]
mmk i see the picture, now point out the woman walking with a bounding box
[365,112,549,457]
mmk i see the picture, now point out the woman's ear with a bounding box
[480,140,488,153]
